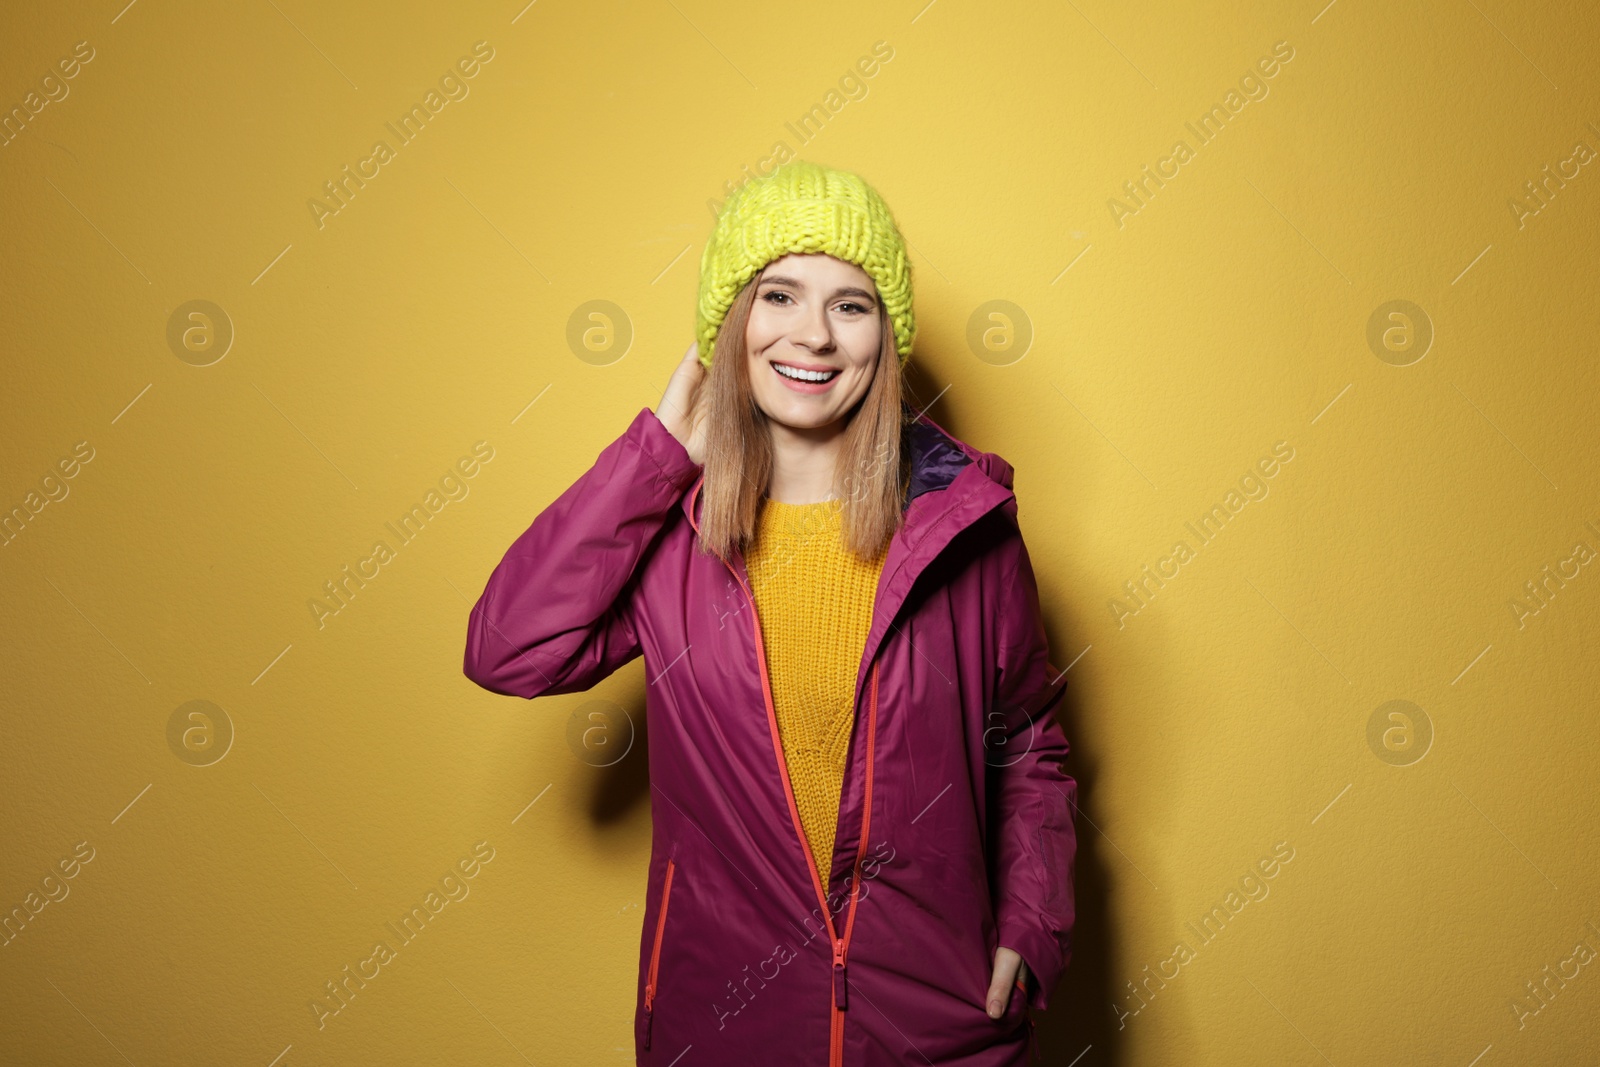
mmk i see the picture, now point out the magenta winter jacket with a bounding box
[463,404,1078,1066]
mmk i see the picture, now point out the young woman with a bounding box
[463,160,1077,1066]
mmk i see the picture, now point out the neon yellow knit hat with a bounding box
[695,159,915,369]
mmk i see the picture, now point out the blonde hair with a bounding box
[693,276,909,562]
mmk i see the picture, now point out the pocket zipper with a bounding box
[642,857,676,1050]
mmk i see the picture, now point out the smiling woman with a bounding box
[463,159,1078,1066]
[689,251,905,561]
[747,258,886,463]
[689,162,915,562]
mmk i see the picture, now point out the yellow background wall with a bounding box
[3,0,1597,1063]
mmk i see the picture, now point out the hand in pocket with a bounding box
[986,945,1030,1019]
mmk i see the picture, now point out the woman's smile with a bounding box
[770,358,843,393]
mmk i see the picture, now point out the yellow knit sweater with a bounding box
[744,497,887,875]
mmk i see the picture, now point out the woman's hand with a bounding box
[987,946,1030,1019]
[655,341,710,466]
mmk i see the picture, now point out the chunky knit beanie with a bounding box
[695,159,915,369]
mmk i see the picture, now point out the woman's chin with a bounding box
[763,404,846,434]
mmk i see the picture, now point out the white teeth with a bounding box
[774,363,838,382]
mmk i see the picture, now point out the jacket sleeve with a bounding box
[988,525,1078,1013]
[463,406,701,699]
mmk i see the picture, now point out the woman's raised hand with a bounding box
[655,341,710,467]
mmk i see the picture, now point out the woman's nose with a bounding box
[792,303,834,351]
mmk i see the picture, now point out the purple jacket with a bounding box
[463,405,1078,1066]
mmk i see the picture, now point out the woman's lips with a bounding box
[771,360,840,394]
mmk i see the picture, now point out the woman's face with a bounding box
[744,253,883,434]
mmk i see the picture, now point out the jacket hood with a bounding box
[914,408,1016,498]
[903,407,1020,529]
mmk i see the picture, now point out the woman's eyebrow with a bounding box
[757,274,878,302]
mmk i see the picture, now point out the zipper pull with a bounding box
[833,938,848,1010]
[643,1004,653,1049]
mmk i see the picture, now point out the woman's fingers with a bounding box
[656,342,707,464]
[657,342,700,425]
[987,946,1025,1019]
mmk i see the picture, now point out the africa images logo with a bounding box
[308,41,496,230]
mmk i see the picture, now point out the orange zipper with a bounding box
[689,478,880,1067]
[642,857,676,1050]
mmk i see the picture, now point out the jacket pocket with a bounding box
[642,858,677,1050]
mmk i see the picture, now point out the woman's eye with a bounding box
[761,292,871,313]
